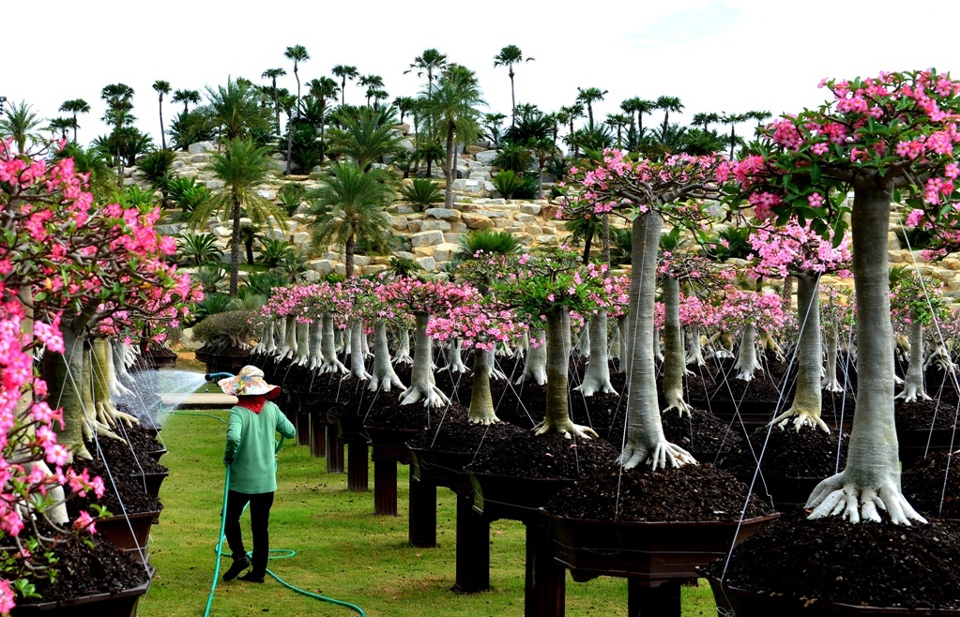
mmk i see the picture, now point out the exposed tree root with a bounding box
[619,439,696,470]
[807,473,927,525]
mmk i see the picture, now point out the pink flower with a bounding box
[73,510,97,534]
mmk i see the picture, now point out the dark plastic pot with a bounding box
[195,345,251,377]
[11,566,154,617]
[409,447,474,492]
[145,447,167,462]
[467,471,575,523]
[897,425,960,470]
[545,511,779,584]
[97,511,161,551]
[130,470,169,499]
[705,573,960,615]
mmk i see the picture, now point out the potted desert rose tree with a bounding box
[705,69,960,614]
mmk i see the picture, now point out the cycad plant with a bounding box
[278,182,307,215]
[492,169,524,199]
[306,161,395,277]
[456,229,522,261]
[399,178,443,210]
[168,176,211,218]
[177,232,223,266]
[259,237,294,267]
[327,106,404,171]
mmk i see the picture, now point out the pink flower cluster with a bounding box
[749,219,851,278]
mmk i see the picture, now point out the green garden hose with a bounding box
[189,419,366,617]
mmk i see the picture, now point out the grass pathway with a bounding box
[137,409,717,616]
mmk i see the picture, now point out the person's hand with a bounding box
[224,458,233,467]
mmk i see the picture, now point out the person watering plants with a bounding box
[218,366,296,583]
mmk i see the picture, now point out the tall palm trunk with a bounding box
[444,123,455,209]
[230,198,241,295]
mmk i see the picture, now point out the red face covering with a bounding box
[237,387,280,413]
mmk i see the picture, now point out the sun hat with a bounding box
[218,366,279,396]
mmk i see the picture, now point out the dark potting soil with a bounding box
[14,532,151,605]
[465,430,620,479]
[67,430,164,518]
[544,462,774,522]
[660,407,746,460]
[703,512,960,610]
[718,425,848,482]
[897,397,960,430]
[903,451,960,520]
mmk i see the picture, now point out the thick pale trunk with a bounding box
[400,313,448,407]
[368,322,405,392]
[441,339,468,373]
[257,320,275,355]
[318,312,348,374]
[773,273,827,431]
[50,330,92,459]
[621,210,694,469]
[516,328,548,385]
[92,338,137,430]
[822,316,843,392]
[283,316,298,360]
[684,325,706,367]
[295,320,311,366]
[308,320,323,369]
[534,307,596,438]
[661,277,689,415]
[349,321,371,381]
[609,317,623,361]
[807,183,923,524]
[395,329,413,365]
[734,323,761,381]
[577,311,615,395]
[897,314,930,403]
[576,322,591,358]
[275,316,287,357]
[468,347,499,424]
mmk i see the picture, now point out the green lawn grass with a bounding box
[138,410,719,616]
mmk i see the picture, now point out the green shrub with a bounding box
[138,149,176,191]
[195,264,226,293]
[512,174,540,200]
[259,237,293,267]
[278,182,307,216]
[492,143,533,173]
[492,170,524,199]
[189,292,234,324]
[192,309,259,349]
[168,177,211,215]
[177,232,222,266]
[399,178,443,209]
[457,229,522,260]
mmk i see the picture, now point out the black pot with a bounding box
[11,567,154,617]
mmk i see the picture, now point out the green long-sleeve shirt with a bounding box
[224,400,296,494]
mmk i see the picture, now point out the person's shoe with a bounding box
[238,571,265,584]
[223,556,250,581]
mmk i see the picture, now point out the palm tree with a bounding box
[284,45,310,118]
[332,65,359,107]
[691,111,720,133]
[152,80,171,149]
[393,96,417,125]
[493,45,534,126]
[306,77,339,162]
[327,106,404,171]
[47,117,73,141]
[58,98,90,143]
[100,84,136,184]
[575,87,607,130]
[306,161,395,278]
[172,89,201,115]
[358,74,384,107]
[0,100,43,154]
[421,65,485,209]
[604,113,631,147]
[195,138,283,295]
[654,95,684,143]
[406,48,448,95]
[205,77,270,141]
[261,67,287,134]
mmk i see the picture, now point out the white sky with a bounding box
[5,0,959,148]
